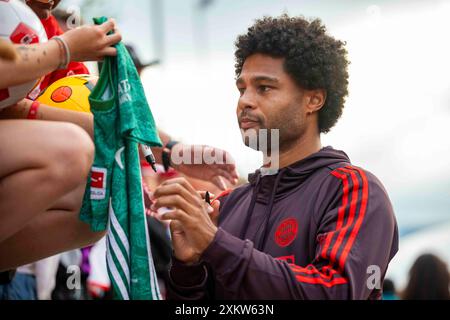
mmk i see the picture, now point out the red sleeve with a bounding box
[41,15,64,38]
[38,63,90,95]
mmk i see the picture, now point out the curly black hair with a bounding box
[234,14,349,133]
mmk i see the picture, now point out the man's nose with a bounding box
[237,89,258,112]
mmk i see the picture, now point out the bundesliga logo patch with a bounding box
[90,167,107,200]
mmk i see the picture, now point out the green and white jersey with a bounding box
[80,17,162,300]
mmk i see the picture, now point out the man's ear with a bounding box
[305,89,327,114]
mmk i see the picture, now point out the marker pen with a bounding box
[140,144,157,173]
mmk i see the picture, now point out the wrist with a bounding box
[52,36,71,69]
[177,254,201,266]
[169,256,207,287]
[27,101,40,120]
[44,40,63,70]
[201,224,218,255]
[0,100,27,119]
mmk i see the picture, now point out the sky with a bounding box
[61,0,450,235]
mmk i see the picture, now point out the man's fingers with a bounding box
[198,191,216,200]
[153,183,202,207]
[214,162,239,180]
[211,176,227,191]
[152,194,195,215]
[160,209,190,224]
[216,169,238,185]
[228,164,240,180]
[212,166,233,180]
[211,199,220,211]
[160,177,198,195]
[169,219,184,233]
[210,200,220,226]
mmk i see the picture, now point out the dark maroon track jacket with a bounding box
[167,147,399,300]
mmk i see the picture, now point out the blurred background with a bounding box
[51,0,450,295]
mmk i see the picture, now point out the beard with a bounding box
[238,109,266,151]
[238,105,306,154]
[276,112,307,153]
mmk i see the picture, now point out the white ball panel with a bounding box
[0,1,21,37]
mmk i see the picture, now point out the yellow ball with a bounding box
[37,74,98,113]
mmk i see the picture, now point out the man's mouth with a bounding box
[240,118,260,130]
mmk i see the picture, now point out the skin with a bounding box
[0,8,237,269]
[0,116,236,271]
[0,99,95,137]
[236,54,326,168]
[0,21,237,271]
[0,17,121,271]
[151,178,220,264]
[152,53,327,264]
[0,100,238,190]
[0,39,18,61]
[0,19,121,88]
[0,88,237,272]
[0,119,102,271]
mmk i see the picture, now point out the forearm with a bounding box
[0,41,61,88]
[200,228,351,300]
[0,99,93,138]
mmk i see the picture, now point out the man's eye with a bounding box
[258,85,271,93]
[238,88,245,96]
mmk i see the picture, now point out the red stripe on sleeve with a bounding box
[280,166,369,288]
[322,170,351,261]
[329,168,360,268]
[288,263,348,286]
[295,275,348,287]
[337,166,369,270]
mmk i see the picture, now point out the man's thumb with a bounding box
[210,200,220,226]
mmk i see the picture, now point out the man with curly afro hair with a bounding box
[160,15,398,300]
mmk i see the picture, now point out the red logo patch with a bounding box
[10,23,39,44]
[274,218,298,247]
[90,167,107,200]
[91,170,105,189]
